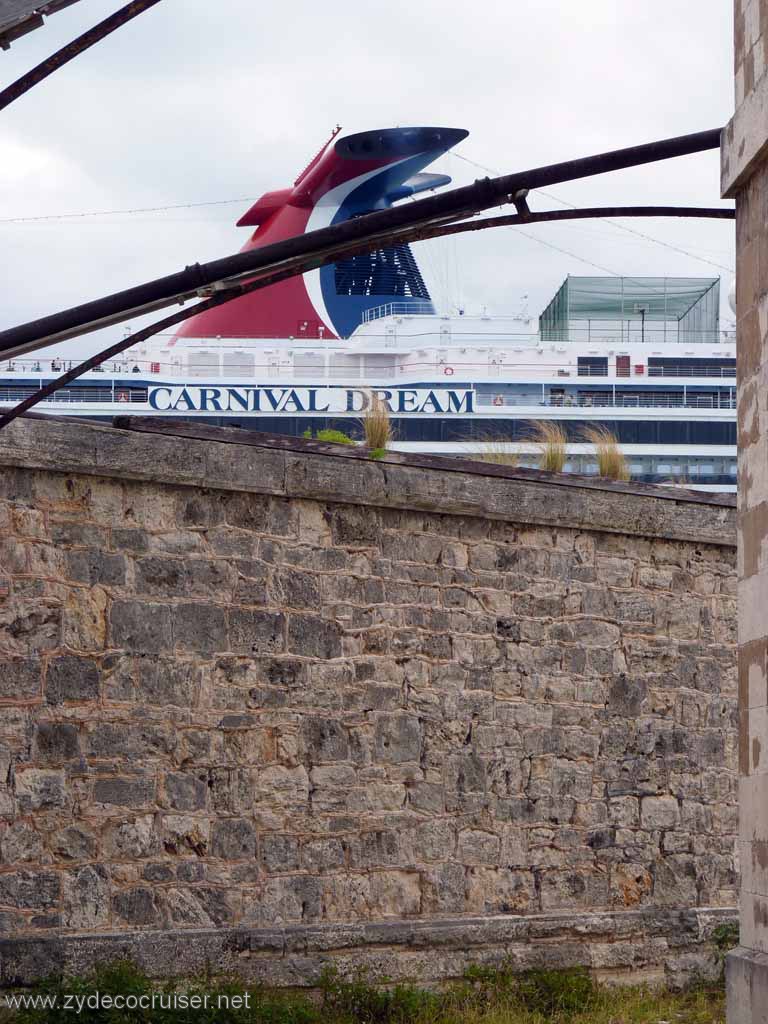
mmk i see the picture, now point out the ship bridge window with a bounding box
[294,353,325,379]
[188,351,220,377]
[222,352,255,377]
[334,243,430,298]
[577,357,608,377]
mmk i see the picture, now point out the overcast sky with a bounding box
[0,0,735,357]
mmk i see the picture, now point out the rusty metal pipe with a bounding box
[411,205,735,242]
[0,129,726,358]
[0,203,734,430]
[0,0,163,113]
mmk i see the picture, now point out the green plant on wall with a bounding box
[303,428,355,445]
[712,920,739,964]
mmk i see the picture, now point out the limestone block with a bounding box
[162,815,210,857]
[229,609,285,655]
[15,769,68,812]
[62,866,111,929]
[109,601,172,654]
[0,871,59,910]
[112,887,161,926]
[103,816,161,860]
[51,826,98,862]
[0,823,44,864]
[0,659,40,702]
[370,870,421,917]
[93,778,156,809]
[210,818,257,860]
[641,796,681,830]
[373,714,421,764]
[300,717,349,763]
[32,722,80,764]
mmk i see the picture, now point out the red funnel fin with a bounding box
[236,189,293,228]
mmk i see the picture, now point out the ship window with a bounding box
[328,354,361,379]
[294,353,325,379]
[188,351,220,377]
[222,352,255,377]
[334,243,431,298]
[577,357,608,377]
[363,355,396,378]
[647,357,736,378]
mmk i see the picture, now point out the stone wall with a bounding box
[0,416,738,988]
[723,0,768,1016]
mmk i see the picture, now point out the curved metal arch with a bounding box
[0,128,728,359]
[0,1,164,113]
[0,203,735,430]
[411,205,734,243]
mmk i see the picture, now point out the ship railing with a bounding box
[645,366,735,378]
[478,394,736,410]
[542,325,736,344]
[1,361,140,374]
[0,386,149,403]
[0,357,736,384]
[362,302,436,322]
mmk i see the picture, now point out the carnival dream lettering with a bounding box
[149,387,333,413]
[148,387,473,415]
[343,389,474,415]
[252,388,331,413]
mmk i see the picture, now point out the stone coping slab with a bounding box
[0,908,737,988]
[0,415,736,548]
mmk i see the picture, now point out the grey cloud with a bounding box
[0,0,735,356]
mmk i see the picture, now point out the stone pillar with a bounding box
[723,0,768,1016]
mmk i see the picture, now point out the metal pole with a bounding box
[0,127,728,358]
[0,1,164,113]
[0,263,299,430]
[0,207,734,361]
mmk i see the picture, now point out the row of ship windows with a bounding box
[515,455,736,478]
[577,357,736,379]
[477,390,736,410]
[166,356,736,379]
[151,416,737,446]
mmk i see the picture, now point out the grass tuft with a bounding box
[471,432,520,468]
[580,425,630,481]
[361,394,393,452]
[529,420,568,473]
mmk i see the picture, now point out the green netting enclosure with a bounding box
[539,276,720,344]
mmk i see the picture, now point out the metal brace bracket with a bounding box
[511,189,532,220]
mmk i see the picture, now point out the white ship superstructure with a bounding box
[0,276,736,492]
[0,122,738,489]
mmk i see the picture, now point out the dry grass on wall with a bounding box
[581,425,631,481]
[529,420,568,473]
[471,433,521,468]
[362,394,393,452]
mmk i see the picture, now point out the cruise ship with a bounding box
[0,126,736,491]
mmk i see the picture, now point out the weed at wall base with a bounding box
[0,960,726,1024]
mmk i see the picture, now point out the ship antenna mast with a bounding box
[293,124,343,186]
